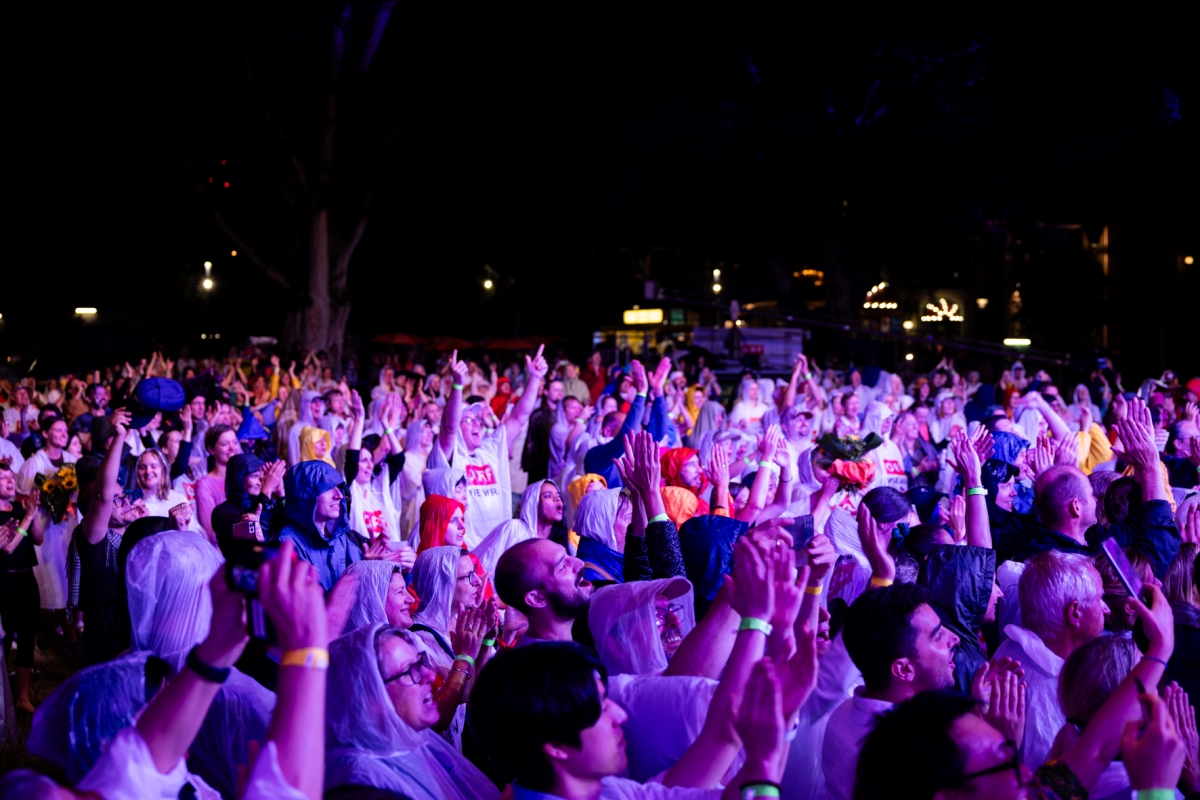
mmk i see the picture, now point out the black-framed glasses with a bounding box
[955,739,1021,787]
[383,651,433,686]
[457,570,483,586]
[114,489,144,507]
[655,603,683,627]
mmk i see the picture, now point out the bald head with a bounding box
[495,538,550,614]
[1035,465,1096,530]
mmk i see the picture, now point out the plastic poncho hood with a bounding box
[863,401,895,439]
[325,623,498,800]
[588,577,695,676]
[991,431,1030,467]
[126,530,224,657]
[575,487,622,551]
[283,460,352,541]
[422,467,465,501]
[224,453,265,512]
[679,515,748,615]
[410,546,466,635]
[343,560,405,634]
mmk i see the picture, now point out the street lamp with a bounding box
[202,278,214,290]
[483,279,494,290]
[75,307,97,316]
[712,283,722,294]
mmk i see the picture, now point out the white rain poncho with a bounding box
[324,623,499,800]
[862,402,907,492]
[473,478,553,577]
[408,545,464,673]
[576,487,622,551]
[28,530,275,797]
[422,466,466,502]
[588,577,719,782]
[343,559,407,634]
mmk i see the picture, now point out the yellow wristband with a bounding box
[280,647,329,670]
[804,585,823,596]
[870,577,894,588]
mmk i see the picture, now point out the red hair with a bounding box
[418,495,465,552]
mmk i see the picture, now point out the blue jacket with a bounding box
[578,537,624,584]
[275,461,363,591]
[583,394,646,488]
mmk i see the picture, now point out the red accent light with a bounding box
[220,159,227,165]
[208,177,213,183]
[223,182,230,188]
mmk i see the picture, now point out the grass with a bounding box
[0,616,77,782]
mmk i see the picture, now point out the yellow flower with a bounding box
[61,477,78,491]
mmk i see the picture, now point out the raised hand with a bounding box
[979,666,1027,748]
[349,390,365,421]
[1183,504,1200,545]
[629,360,648,395]
[525,344,549,382]
[1166,681,1200,792]
[724,536,775,621]
[804,533,837,586]
[451,603,488,660]
[948,433,982,486]
[1030,434,1055,479]
[449,350,469,389]
[168,503,193,531]
[194,570,251,669]
[257,540,328,653]
[110,409,132,443]
[649,358,672,397]
[261,461,287,499]
[947,493,966,543]
[1054,430,1080,467]
[1187,402,1200,424]
[758,424,784,464]
[706,442,730,488]
[1116,398,1160,471]
[1120,690,1187,794]
[857,503,895,582]
[734,659,787,776]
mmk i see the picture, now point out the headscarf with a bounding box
[588,577,696,677]
[410,546,468,636]
[683,384,705,434]
[324,623,499,800]
[418,495,466,553]
[661,487,699,528]
[566,473,607,530]
[679,515,748,616]
[422,467,465,500]
[300,425,335,466]
[575,488,623,551]
[342,560,408,634]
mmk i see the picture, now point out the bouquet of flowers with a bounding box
[35,465,78,523]
[816,432,884,494]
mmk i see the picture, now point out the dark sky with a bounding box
[3,2,1197,373]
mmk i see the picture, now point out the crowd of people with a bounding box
[0,343,1197,799]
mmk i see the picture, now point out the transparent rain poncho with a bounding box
[342,559,406,634]
[588,577,720,782]
[28,530,275,797]
[324,623,499,800]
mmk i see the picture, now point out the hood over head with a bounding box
[126,530,223,658]
[283,460,351,542]
[343,560,406,634]
[588,577,696,677]
[410,545,466,634]
[519,479,557,534]
[679,515,748,615]
[575,487,623,551]
[422,467,465,500]
[863,401,895,439]
[298,390,324,426]
[225,453,265,510]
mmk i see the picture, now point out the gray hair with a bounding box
[1018,550,1101,640]
[373,625,421,678]
[1055,635,1140,754]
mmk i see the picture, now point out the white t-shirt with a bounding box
[349,478,391,540]
[821,687,895,800]
[430,427,511,549]
[868,439,908,492]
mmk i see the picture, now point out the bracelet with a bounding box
[481,639,496,648]
[449,667,472,680]
[738,617,773,636]
[1137,791,1176,800]
[966,487,988,497]
[757,461,781,476]
[16,526,28,538]
[1143,655,1169,669]
[804,585,823,596]
[185,646,231,684]
[452,383,465,391]
[740,782,782,799]
[647,513,669,524]
[870,577,894,588]
[280,647,330,670]
[455,653,476,667]
[384,426,395,436]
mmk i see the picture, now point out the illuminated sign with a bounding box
[920,298,963,322]
[623,308,664,325]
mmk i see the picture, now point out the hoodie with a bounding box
[276,461,363,591]
[286,390,324,466]
[210,453,278,555]
[576,487,625,584]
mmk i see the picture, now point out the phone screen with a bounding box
[786,515,815,550]
[1099,537,1144,601]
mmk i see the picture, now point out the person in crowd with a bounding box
[862,401,908,492]
[432,348,548,548]
[134,448,196,528]
[891,410,939,489]
[401,414,434,531]
[342,559,415,633]
[299,424,335,467]
[522,377,563,482]
[209,453,286,553]
[729,375,770,434]
[574,488,631,584]
[277,460,366,591]
[0,464,42,712]
[288,390,327,466]
[549,394,593,485]
[193,423,239,542]
[344,391,409,548]
[584,361,649,488]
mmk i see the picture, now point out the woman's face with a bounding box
[357,448,374,483]
[277,385,290,404]
[380,636,439,730]
[454,554,483,610]
[995,478,1016,512]
[844,395,860,417]
[539,483,564,524]
[445,508,466,548]
[453,479,468,506]
[67,434,84,459]
[214,431,239,466]
[917,383,931,401]
[601,396,619,416]
[585,480,604,495]
[47,420,69,449]
[385,571,413,629]
[136,453,162,491]
[313,433,330,460]
[419,424,435,448]
[940,398,957,417]
[747,383,760,403]
[880,415,894,438]
[692,388,705,408]
[679,455,702,489]
[244,468,264,497]
[614,494,633,542]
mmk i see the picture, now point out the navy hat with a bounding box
[128,378,186,430]
[904,485,946,524]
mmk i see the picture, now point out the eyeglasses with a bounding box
[114,489,144,508]
[655,603,683,627]
[461,416,484,429]
[383,651,434,686]
[457,570,483,586]
[955,740,1021,788]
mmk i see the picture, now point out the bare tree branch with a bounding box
[358,0,397,85]
[211,209,292,290]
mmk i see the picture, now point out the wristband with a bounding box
[385,426,395,436]
[1143,655,1168,669]
[280,647,329,670]
[455,653,476,667]
[450,667,473,680]
[482,639,496,648]
[738,617,773,636]
[758,461,781,476]
[16,526,28,538]
[452,383,465,391]
[804,585,823,596]
[636,391,647,398]
[740,783,782,799]
[870,577,894,588]
[647,513,669,524]
[186,646,232,684]
[966,487,988,497]
[1137,791,1176,800]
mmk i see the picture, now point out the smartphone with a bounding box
[1099,537,1145,602]
[223,535,280,643]
[787,515,815,551]
[232,518,260,542]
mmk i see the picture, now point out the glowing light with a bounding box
[223,181,230,188]
[1187,256,1195,265]
[483,279,494,290]
[214,333,220,339]
[713,269,721,279]
[202,278,214,290]
[712,283,722,294]
[623,308,664,325]
[1003,338,1032,347]
[920,298,964,322]
[221,159,227,165]
[902,320,915,330]
[976,298,989,309]
[75,307,97,315]
[201,333,207,339]
[230,250,237,257]
[905,353,914,361]
[204,261,212,269]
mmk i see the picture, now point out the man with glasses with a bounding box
[434,347,549,549]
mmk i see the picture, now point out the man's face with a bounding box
[1078,565,1109,640]
[0,470,16,501]
[679,455,702,489]
[423,402,442,424]
[655,595,684,659]
[984,581,1003,624]
[601,413,626,438]
[329,394,346,415]
[111,492,147,527]
[189,396,207,418]
[91,386,108,409]
[844,395,859,417]
[566,364,579,379]
[547,381,565,405]
[908,603,959,693]
[850,371,862,387]
[1175,421,1200,455]
[557,676,629,780]
[310,398,326,421]
[460,408,485,450]
[563,397,583,424]
[528,540,592,620]
[14,387,29,406]
[943,712,1030,800]
[914,406,930,425]
[540,483,564,523]
[314,485,343,523]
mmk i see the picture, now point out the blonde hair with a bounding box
[137,449,173,501]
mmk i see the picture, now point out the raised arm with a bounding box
[1118,398,1170,504]
[737,426,783,523]
[857,501,896,583]
[503,344,549,444]
[81,409,130,545]
[948,432,991,549]
[347,390,365,452]
[438,351,469,461]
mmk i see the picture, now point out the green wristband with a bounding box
[966,487,988,497]
[481,639,496,648]
[647,513,669,524]
[16,526,28,538]
[738,617,773,636]
[1136,791,1176,800]
[740,783,782,799]
[452,383,465,391]
[455,653,476,667]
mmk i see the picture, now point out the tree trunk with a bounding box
[283,206,364,354]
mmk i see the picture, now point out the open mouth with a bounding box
[576,575,591,589]
[422,690,434,705]
[662,630,683,646]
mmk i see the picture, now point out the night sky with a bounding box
[3,2,1198,375]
